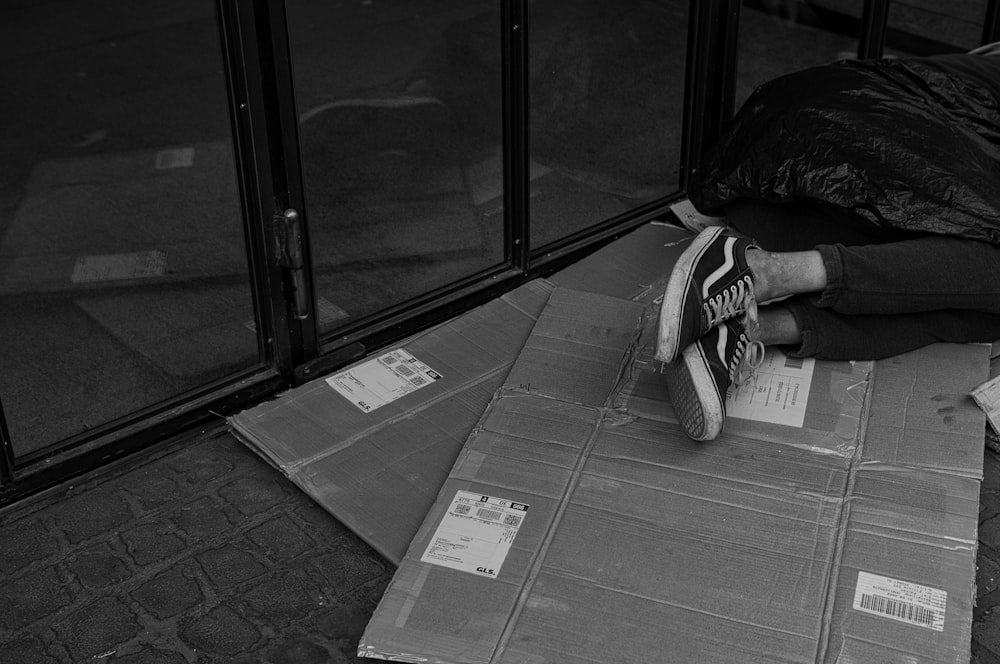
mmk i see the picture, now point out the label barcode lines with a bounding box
[860,593,937,627]
[476,508,503,521]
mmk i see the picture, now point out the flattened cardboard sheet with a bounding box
[230,222,692,564]
[230,280,553,562]
[360,287,988,664]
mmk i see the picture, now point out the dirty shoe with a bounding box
[655,226,760,363]
[663,317,764,441]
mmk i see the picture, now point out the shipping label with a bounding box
[327,349,442,413]
[853,571,946,631]
[420,491,529,579]
[726,347,815,428]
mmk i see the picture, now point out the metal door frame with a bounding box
[4,0,999,505]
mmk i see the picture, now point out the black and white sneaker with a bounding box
[662,317,764,441]
[655,226,760,363]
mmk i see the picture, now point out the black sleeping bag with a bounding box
[690,55,1000,245]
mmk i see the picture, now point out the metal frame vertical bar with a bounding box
[679,0,742,193]
[984,0,1000,44]
[502,0,530,272]
[858,0,890,59]
[218,0,318,379]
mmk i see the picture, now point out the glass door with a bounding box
[284,0,509,337]
[0,0,296,500]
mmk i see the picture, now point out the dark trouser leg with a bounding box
[816,237,1000,315]
[726,199,1000,360]
[783,297,1000,360]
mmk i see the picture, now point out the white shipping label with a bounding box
[326,349,442,413]
[853,571,946,632]
[420,491,529,579]
[726,347,815,428]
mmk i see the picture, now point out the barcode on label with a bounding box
[784,356,804,369]
[476,508,503,521]
[503,514,522,527]
[382,355,398,365]
[411,377,426,386]
[853,572,946,631]
[453,504,471,515]
[395,364,414,376]
[860,593,938,627]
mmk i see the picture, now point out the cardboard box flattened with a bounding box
[229,279,554,562]
[359,288,987,664]
[229,223,693,566]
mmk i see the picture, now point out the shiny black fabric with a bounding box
[691,57,1000,245]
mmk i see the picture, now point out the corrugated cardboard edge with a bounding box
[817,342,989,664]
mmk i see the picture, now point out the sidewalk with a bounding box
[0,424,391,663]
[1,419,1000,662]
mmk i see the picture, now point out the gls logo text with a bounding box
[476,567,496,576]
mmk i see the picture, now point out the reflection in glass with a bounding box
[736,1,860,110]
[887,0,987,56]
[528,0,687,249]
[0,2,256,455]
[287,1,506,334]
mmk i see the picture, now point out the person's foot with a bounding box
[662,317,764,441]
[655,226,760,363]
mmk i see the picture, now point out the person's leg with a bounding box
[774,299,1000,360]
[813,236,1000,315]
[729,199,1000,315]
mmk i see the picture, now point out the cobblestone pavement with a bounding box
[0,425,391,663]
[3,421,1000,663]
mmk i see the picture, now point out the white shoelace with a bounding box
[704,276,758,330]
[729,313,765,388]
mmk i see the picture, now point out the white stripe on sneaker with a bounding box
[715,322,729,366]
[701,237,737,300]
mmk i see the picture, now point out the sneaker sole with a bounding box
[655,226,725,363]
[663,343,725,441]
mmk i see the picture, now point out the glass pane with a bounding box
[286,1,506,334]
[737,1,861,110]
[528,0,687,249]
[0,2,257,456]
[887,1,987,56]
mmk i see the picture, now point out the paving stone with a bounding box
[131,566,204,620]
[106,647,187,664]
[315,606,373,642]
[0,566,71,630]
[195,543,267,589]
[977,607,1000,659]
[0,518,60,575]
[242,571,325,626]
[292,502,355,548]
[974,640,1000,664]
[268,637,349,664]
[171,496,234,543]
[165,440,236,484]
[0,637,59,664]
[982,555,1000,600]
[120,524,187,566]
[984,490,1000,525]
[50,490,134,544]
[67,542,131,590]
[983,515,1000,553]
[114,465,184,509]
[247,517,316,560]
[312,551,388,597]
[52,596,141,662]
[218,475,294,517]
[179,604,261,656]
